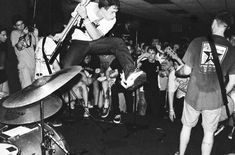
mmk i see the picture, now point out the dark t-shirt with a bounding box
[0,42,7,83]
[140,59,161,90]
[0,42,7,68]
[183,35,235,110]
[80,55,100,75]
[110,58,122,82]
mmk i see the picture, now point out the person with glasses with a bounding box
[10,15,38,89]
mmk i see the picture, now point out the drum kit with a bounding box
[0,66,82,155]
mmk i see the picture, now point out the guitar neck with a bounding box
[49,14,80,64]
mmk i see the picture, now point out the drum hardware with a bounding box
[1,66,82,155]
[1,123,69,155]
[0,95,62,125]
[2,66,82,108]
[0,125,8,133]
[44,129,70,154]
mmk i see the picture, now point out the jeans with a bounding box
[63,37,135,77]
[111,82,133,115]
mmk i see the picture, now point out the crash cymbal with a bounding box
[3,66,82,108]
[0,95,62,125]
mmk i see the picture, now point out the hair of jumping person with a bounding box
[98,0,120,9]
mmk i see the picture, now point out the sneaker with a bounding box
[83,108,89,118]
[121,69,146,90]
[214,124,225,136]
[87,101,93,108]
[228,127,235,140]
[101,107,110,118]
[174,151,180,155]
[113,114,121,124]
[50,120,62,127]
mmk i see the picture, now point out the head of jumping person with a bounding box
[98,0,120,20]
[211,11,234,35]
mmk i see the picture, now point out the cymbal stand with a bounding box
[40,100,46,155]
[44,131,70,154]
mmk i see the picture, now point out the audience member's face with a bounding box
[173,44,179,51]
[84,55,91,64]
[14,20,25,31]
[147,49,156,62]
[0,30,7,43]
[230,36,235,46]
[151,39,160,46]
[102,5,118,21]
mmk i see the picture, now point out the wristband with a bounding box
[82,16,89,20]
[83,18,91,25]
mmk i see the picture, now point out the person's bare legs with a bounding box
[93,80,99,107]
[179,125,192,155]
[201,131,214,155]
[101,80,109,109]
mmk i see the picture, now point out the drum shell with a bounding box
[7,124,68,155]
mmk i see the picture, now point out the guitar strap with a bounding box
[207,35,230,118]
[42,37,52,74]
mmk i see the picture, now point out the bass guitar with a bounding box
[49,0,90,64]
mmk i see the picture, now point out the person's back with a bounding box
[184,35,235,111]
[175,11,235,155]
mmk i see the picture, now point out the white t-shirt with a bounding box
[71,2,116,41]
[34,37,58,79]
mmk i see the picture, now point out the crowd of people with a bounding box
[1,0,235,155]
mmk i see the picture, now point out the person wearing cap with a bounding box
[0,26,9,97]
[175,11,235,155]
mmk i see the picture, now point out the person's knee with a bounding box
[112,38,126,48]
[203,130,214,143]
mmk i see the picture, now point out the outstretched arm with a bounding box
[168,69,177,122]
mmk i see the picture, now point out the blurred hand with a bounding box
[140,52,150,58]
[75,4,87,19]
[95,68,101,74]
[53,33,63,41]
[80,0,90,6]
[169,110,176,122]
[23,27,29,34]
[33,27,39,37]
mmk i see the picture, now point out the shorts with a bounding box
[181,101,221,133]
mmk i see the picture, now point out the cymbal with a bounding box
[3,66,82,108]
[0,95,62,125]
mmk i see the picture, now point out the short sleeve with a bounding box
[183,39,197,68]
[10,31,20,47]
[97,18,116,36]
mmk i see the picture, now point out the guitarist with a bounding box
[53,0,146,91]
[174,11,235,155]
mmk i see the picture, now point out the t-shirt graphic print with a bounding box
[200,42,227,73]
